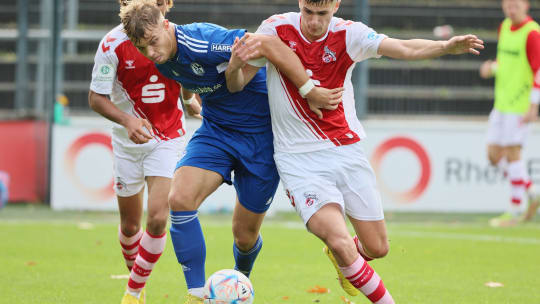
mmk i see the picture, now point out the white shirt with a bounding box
[90,25,185,151]
[256,12,386,153]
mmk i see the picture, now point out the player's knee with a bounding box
[168,189,198,211]
[364,239,389,259]
[488,154,500,166]
[120,222,141,237]
[326,235,356,260]
[233,229,259,251]
[146,213,168,235]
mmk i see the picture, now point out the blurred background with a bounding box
[1,0,540,214]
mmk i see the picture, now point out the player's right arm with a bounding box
[89,35,153,144]
[88,91,153,144]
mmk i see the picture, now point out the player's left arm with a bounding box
[523,30,540,123]
[377,35,484,60]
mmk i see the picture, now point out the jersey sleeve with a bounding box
[527,30,540,103]
[344,21,387,62]
[255,15,280,36]
[89,36,118,95]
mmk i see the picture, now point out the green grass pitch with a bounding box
[1,205,539,303]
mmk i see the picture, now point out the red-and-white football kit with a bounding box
[256,13,387,224]
[90,25,186,197]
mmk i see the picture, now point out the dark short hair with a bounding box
[305,0,338,5]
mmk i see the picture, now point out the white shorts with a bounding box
[112,136,186,197]
[274,142,384,225]
[486,109,530,146]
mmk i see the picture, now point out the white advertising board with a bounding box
[51,117,540,213]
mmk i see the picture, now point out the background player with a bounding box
[226,0,484,302]
[480,0,540,226]
[89,1,200,303]
[119,1,342,302]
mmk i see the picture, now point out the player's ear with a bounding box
[333,0,341,14]
[298,0,302,10]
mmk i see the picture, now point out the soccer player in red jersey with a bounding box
[480,0,540,226]
[89,1,200,303]
[226,0,484,302]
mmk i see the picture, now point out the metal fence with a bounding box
[4,0,537,118]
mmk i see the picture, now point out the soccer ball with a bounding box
[203,269,254,304]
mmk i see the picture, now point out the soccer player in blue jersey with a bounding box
[119,1,342,303]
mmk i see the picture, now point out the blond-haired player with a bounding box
[89,1,200,303]
[227,0,484,302]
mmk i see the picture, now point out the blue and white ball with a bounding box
[203,269,254,304]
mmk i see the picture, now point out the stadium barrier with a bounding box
[0,120,48,202]
[50,117,540,214]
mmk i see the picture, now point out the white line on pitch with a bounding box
[390,230,540,245]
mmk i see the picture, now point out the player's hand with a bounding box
[479,60,496,79]
[305,87,344,119]
[124,116,153,144]
[230,34,262,71]
[444,34,484,56]
[522,104,539,123]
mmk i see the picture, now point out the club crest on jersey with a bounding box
[322,46,336,63]
[304,191,319,207]
[125,60,135,69]
[191,62,205,76]
[288,41,297,52]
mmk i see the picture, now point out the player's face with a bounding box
[134,20,175,64]
[502,0,529,22]
[298,0,340,41]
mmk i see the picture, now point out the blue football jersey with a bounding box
[157,23,270,133]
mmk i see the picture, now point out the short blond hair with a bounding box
[118,0,173,9]
[120,0,163,45]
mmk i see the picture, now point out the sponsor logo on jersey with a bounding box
[322,46,337,63]
[95,64,115,82]
[190,83,222,95]
[125,60,135,69]
[141,75,165,104]
[211,43,232,52]
[191,62,205,76]
[171,69,180,77]
[304,191,318,207]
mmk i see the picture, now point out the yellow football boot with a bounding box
[183,293,204,304]
[120,293,140,304]
[323,246,360,296]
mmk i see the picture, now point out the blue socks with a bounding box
[233,235,263,278]
[170,210,206,289]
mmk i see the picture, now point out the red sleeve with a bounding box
[526,30,540,89]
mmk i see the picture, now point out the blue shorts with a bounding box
[176,120,279,213]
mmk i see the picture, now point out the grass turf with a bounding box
[1,204,539,303]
